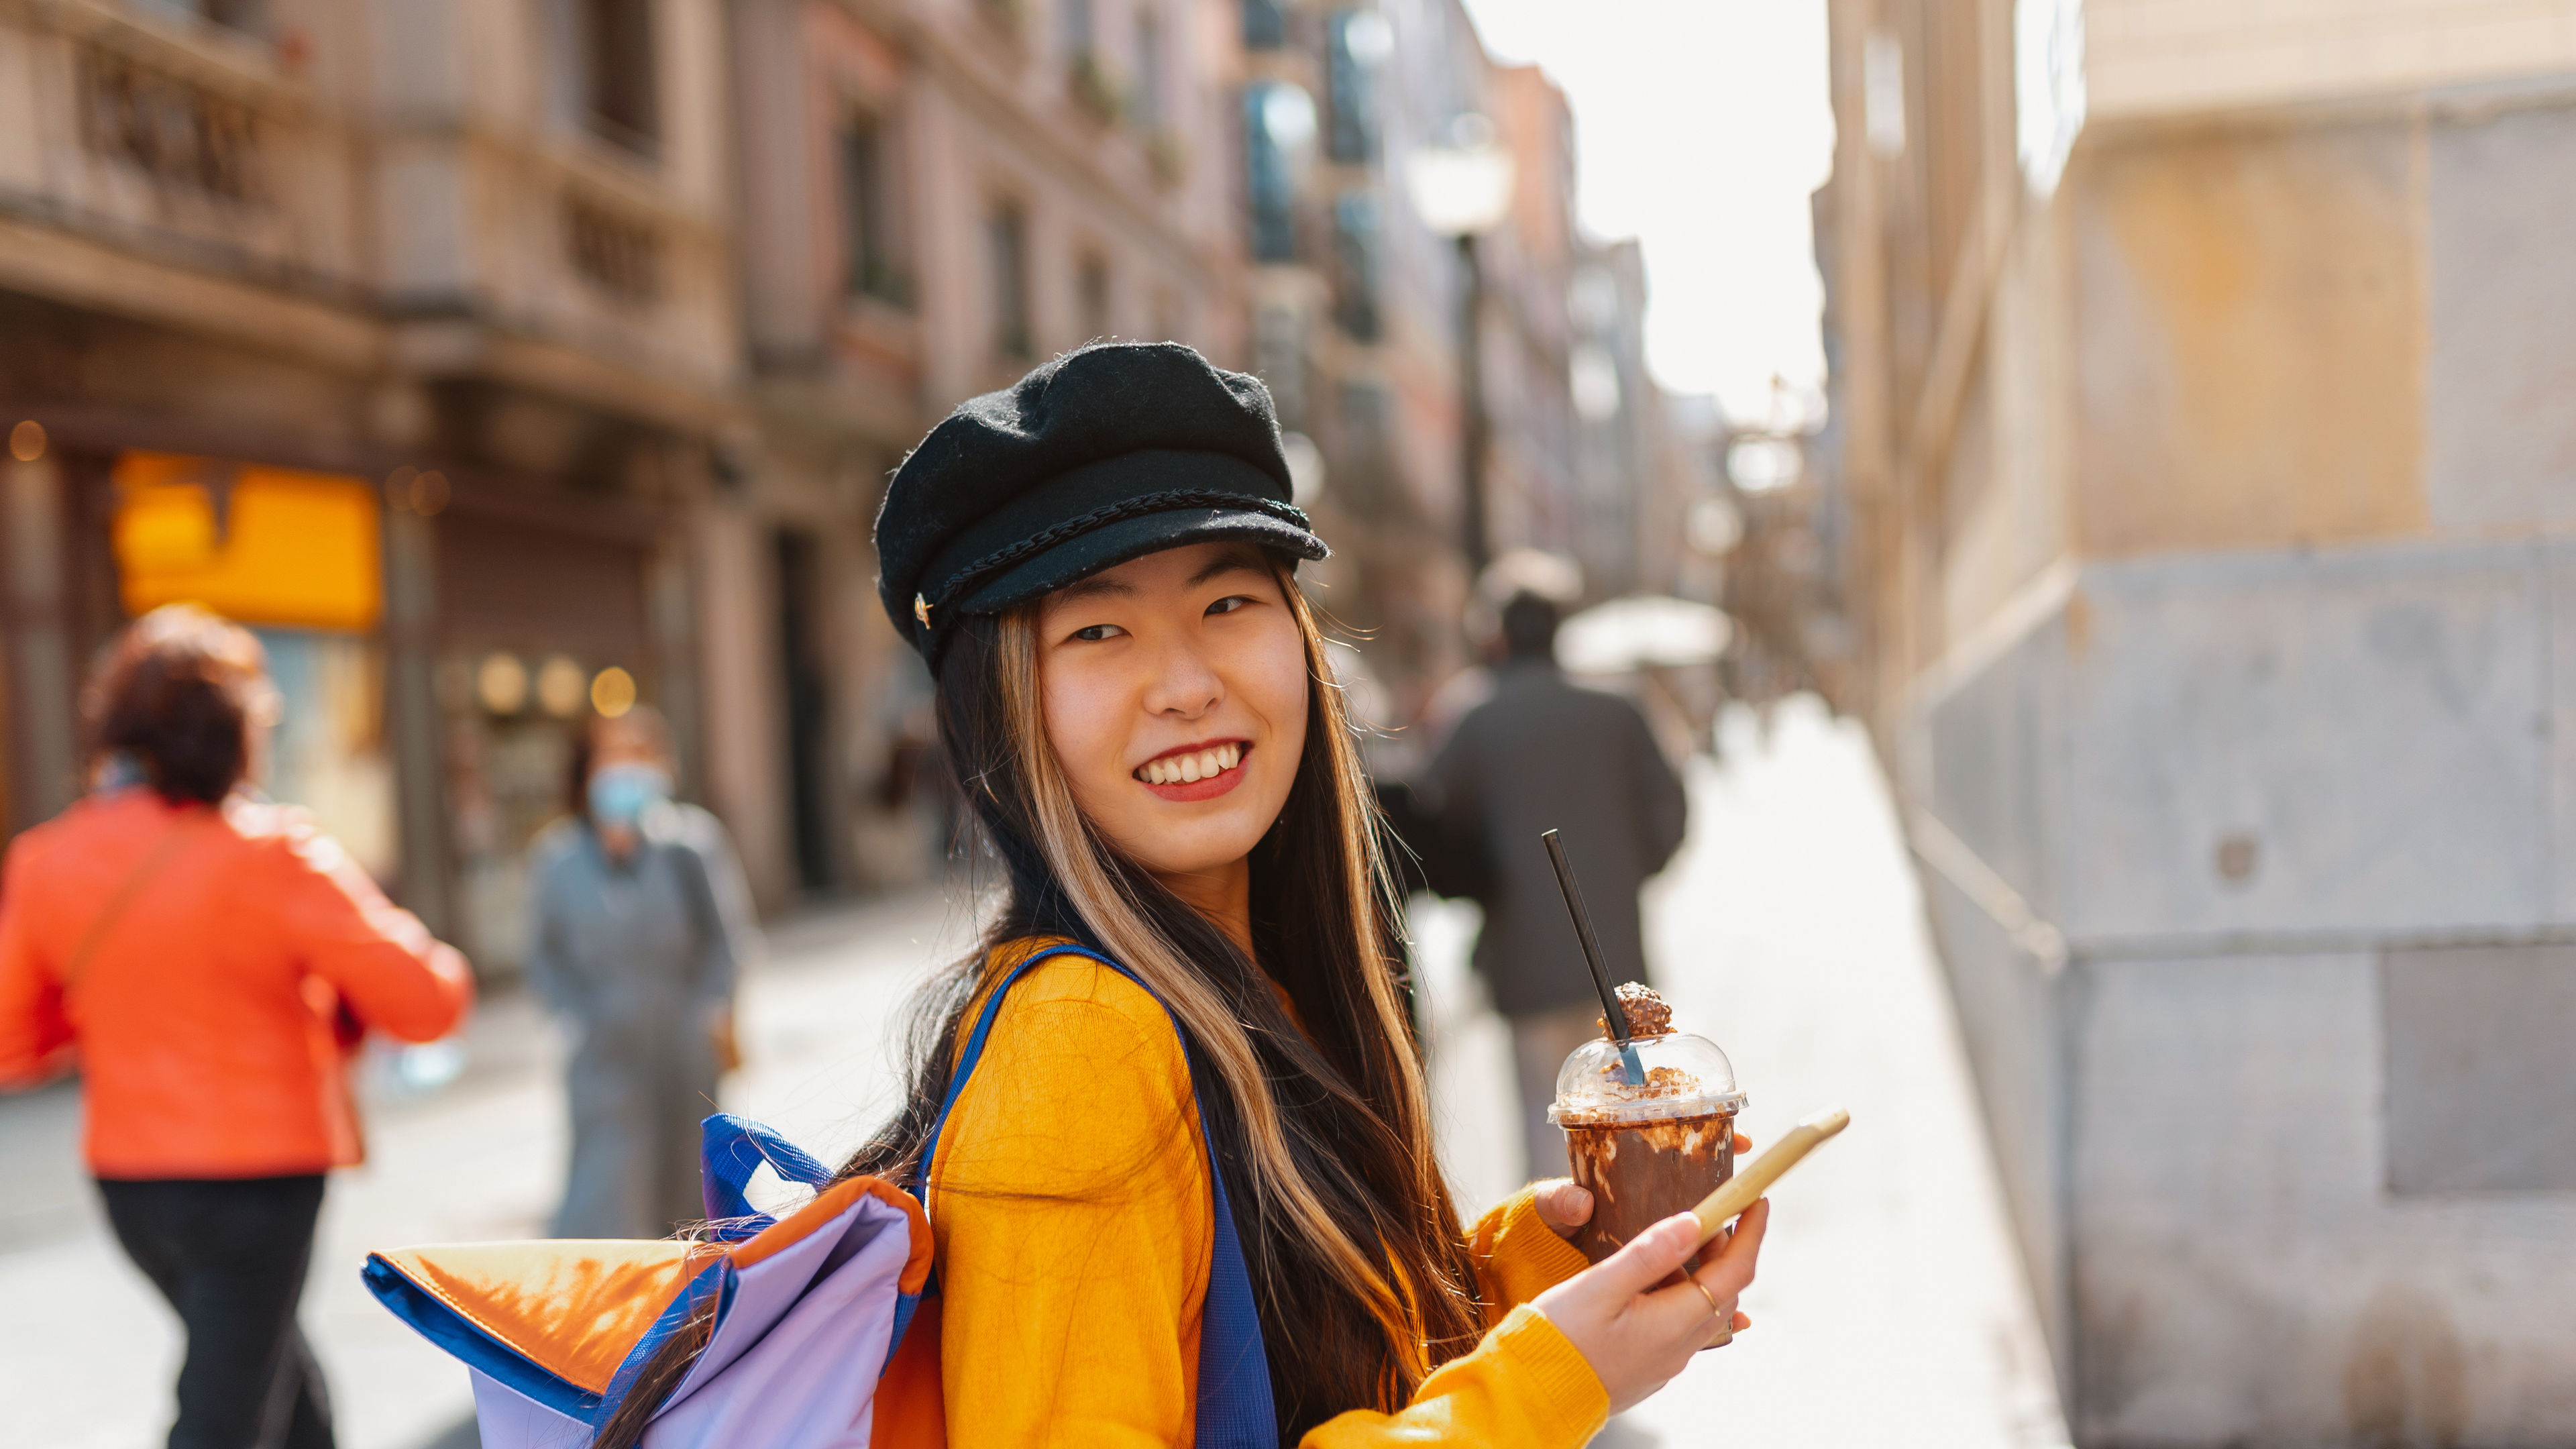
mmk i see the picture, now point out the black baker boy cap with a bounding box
[875,341,1327,671]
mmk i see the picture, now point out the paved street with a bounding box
[0,698,2066,1448]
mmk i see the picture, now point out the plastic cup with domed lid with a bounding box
[1547,984,1748,1273]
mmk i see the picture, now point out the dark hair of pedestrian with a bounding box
[84,604,269,806]
[564,704,674,821]
[1501,590,1561,661]
[590,554,1485,1448]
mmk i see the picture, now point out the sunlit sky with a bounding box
[1459,0,1835,423]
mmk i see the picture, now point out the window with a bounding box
[580,0,659,154]
[1332,191,1381,341]
[1244,83,1314,264]
[1242,0,1285,50]
[839,110,907,307]
[1324,10,1391,165]
[987,201,1032,362]
[1133,8,1166,130]
[1253,304,1307,429]
[1078,252,1112,341]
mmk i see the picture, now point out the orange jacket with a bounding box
[0,789,474,1178]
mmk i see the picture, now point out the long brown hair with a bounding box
[594,559,1481,1444]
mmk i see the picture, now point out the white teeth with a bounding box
[1136,745,1244,786]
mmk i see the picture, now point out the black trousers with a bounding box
[97,1175,336,1449]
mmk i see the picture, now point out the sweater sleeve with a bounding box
[931,959,1210,1447]
[1299,1305,1608,1449]
[1467,1184,1594,1316]
[1286,1188,1603,1449]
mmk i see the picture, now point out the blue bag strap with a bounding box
[700,1112,837,1230]
[921,942,1279,1449]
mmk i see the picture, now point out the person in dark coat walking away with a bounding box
[1430,590,1690,1181]
[525,706,759,1239]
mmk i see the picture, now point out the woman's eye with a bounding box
[1206,596,1252,616]
[1069,623,1124,643]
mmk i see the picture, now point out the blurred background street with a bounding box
[1,702,2071,1449]
[10,0,2576,1444]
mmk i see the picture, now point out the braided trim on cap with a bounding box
[926,488,1314,621]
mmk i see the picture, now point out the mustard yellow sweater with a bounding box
[925,944,1605,1447]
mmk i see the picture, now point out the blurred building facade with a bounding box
[0,0,739,975]
[0,0,1662,967]
[722,0,1247,895]
[1818,0,2576,1438]
[1236,0,1693,718]
[0,0,1249,971]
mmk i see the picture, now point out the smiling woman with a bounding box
[1036,541,1311,946]
[472,342,1768,1449]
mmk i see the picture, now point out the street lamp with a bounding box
[1405,115,1515,576]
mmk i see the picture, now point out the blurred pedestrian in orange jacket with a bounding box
[0,604,474,1449]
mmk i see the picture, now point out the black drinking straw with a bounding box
[1542,829,1646,1085]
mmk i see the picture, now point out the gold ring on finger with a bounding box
[1690,1277,1723,1320]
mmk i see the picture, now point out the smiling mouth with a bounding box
[1134,741,1246,786]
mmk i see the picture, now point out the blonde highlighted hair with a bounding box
[594,557,1481,1446]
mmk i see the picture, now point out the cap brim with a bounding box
[951,506,1328,618]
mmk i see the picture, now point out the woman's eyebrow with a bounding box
[1187,550,1268,587]
[1053,574,1136,604]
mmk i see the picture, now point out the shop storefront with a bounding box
[431,498,669,973]
[111,451,400,882]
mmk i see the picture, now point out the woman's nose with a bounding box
[1140,639,1223,718]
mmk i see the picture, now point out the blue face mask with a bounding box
[588,763,672,828]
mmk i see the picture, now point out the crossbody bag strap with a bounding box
[58,810,206,994]
[921,941,1279,1449]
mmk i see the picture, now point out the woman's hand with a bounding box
[1533,1179,1594,1239]
[1533,1132,1754,1242]
[1533,1199,1770,1417]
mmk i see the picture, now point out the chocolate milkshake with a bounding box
[1548,983,1746,1274]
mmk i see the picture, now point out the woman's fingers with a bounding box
[1577,1212,1705,1303]
[1532,1178,1594,1238]
[1733,1130,1753,1155]
[1699,1195,1770,1291]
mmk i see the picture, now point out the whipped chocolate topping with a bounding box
[1599,981,1673,1039]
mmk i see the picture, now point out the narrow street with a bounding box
[0,699,2066,1449]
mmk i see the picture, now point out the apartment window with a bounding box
[1253,303,1308,429]
[839,109,907,307]
[1241,0,1285,50]
[1078,252,1112,341]
[1332,190,1381,341]
[1324,10,1391,165]
[580,0,659,154]
[1244,83,1313,264]
[1133,9,1167,130]
[1335,380,1394,517]
[987,201,1032,362]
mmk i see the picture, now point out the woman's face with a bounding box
[1036,541,1309,883]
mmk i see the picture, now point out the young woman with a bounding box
[598,342,1769,1448]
